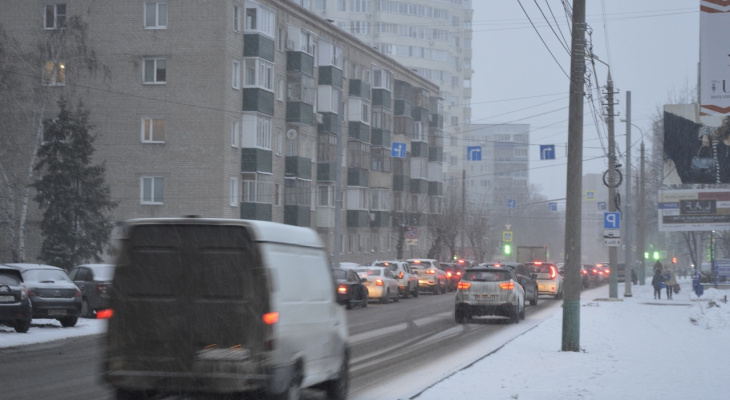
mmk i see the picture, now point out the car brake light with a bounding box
[399,271,404,279]
[604,268,610,274]
[375,279,384,286]
[337,285,348,294]
[494,263,501,268]
[97,283,109,294]
[413,260,421,264]
[446,271,453,278]
[457,281,471,290]
[549,266,557,280]
[456,271,462,277]
[262,312,279,325]
[425,269,436,274]
[96,309,114,319]
[581,269,587,275]
[499,282,515,290]
[534,261,542,265]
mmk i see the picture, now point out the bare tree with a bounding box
[426,184,460,261]
[464,199,493,263]
[392,194,429,260]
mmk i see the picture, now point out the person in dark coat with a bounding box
[651,263,664,300]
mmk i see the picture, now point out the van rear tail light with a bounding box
[499,282,515,290]
[263,312,279,325]
[337,285,348,294]
[375,279,384,286]
[457,281,471,290]
[97,309,114,319]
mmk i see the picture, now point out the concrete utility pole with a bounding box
[607,73,619,299]
[623,91,633,297]
[638,141,646,284]
[461,169,466,258]
[561,0,586,352]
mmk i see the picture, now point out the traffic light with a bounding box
[504,244,512,255]
[653,251,660,260]
[644,252,650,259]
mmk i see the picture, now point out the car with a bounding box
[373,260,418,298]
[3,263,82,327]
[594,263,611,284]
[581,264,600,287]
[406,258,448,295]
[440,262,466,291]
[454,265,525,324]
[524,261,563,299]
[355,266,400,304]
[103,218,349,400]
[68,263,115,318]
[338,261,361,270]
[0,265,33,333]
[498,262,539,306]
[332,267,369,309]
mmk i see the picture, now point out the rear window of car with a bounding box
[525,264,554,274]
[374,262,398,272]
[332,269,348,280]
[22,269,71,283]
[463,270,511,282]
[92,266,116,280]
[0,271,22,285]
[355,268,382,277]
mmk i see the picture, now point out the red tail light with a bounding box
[604,268,610,275]
[337,284,348,294]
[457,281,471,290]
[549,266,557,280]
[375,279,384,286]
[262,312,279,325]
[581,269,587,275]
[96,309,114,319]
[499,282,515,290]
[456,271,462,277]
[425,269,436,274]
[398,271,404,279]
[97,283,109,294]
[446,271,453,278]
[534,261,543,266]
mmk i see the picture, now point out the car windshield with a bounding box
[332,269,348,280]
[0,271,21,285]
[374,262,398,272]
[525,264,553,274]
[22,268,71,283]
[464,270,511,282]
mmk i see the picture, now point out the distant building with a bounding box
[0,0,444,264]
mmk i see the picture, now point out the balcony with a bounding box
[394,99,412,117]
[347,168,369,187]
[349,80,371,100]
[287,51,314,76]
[244,34,275,62]
[284,205,311,227]
[318,66,343,88]
[243,89,274,116]
[317,161,336,182]
[347,210,370,228]
[286,101,314,125]
[285,156,312,179]
[428,181,443,196]
[348,122,370,143]
[370,128,391,147]
[411,141,428,158]
[241,148,272,173]
[393,174,410,191]
[410,178,428,194]
[370,210,390,228]
[372,88,391,108]
[240,202,272,221]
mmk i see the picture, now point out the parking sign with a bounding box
[603,212,620,229]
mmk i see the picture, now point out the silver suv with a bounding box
[373,261,418,298]
[406,258,447,295]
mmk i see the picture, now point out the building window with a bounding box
[338,0,346,11]
[371,148,391,172]
[318,40,343,69]
[232,59,241,89]
[244,58,274,91]
[370,189,390,211]
[144,2,167,29]
[346,187,369,210]
[143,58,166,84]
[141,118,165,143]
[230,177,239,206]
[318,185,335,207]
[231,119,240,147]
[42,61,65,86]
[233,5,241,32]
[372,67,392,91]
[274,128,283,155]
[242,173,274,203]
[141,176,164,204]
[285,178,312,207]
[241,114,271,149]
[44,4,66,29]
[245,2,275,38]
[287,74,316,105]
[314,0,326,11]
[274,183,281,205]
[351,0,371,13]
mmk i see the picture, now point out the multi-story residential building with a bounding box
[0,0,444,265]
[296,0,473,181]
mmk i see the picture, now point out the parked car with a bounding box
[406,258,448,295]
[524,261,563,299]
[455,265,525,324]
[68,263,115,318]
[440,262,466,291]
[103,217,349,400]
[3,263,81,327]
[0,265,32,333]
[332,267,368,309]
[355,266,400,304]
[373,260,418,298]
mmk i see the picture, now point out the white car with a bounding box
[455,266,525,324]
[355,267,400,304]
[406,258,448,295]
[524,262,564,299]
[373,260,419,298]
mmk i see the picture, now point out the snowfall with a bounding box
[2,277,729,400]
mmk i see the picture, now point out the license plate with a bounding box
[48,309,67,316]
[0,295,14,302]
[477,294,493,299]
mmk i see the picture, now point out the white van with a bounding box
[103,218,349,400]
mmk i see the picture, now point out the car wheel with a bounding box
[346,300,353,310]
[81,299,94,318]
[362,294,368,308]
[455,309,466,324]
[14,318,31,333]
[530,289,538,306]
[520,301,526,320]
[440,281,447,294]
[511,305,520,324]
[269,363,302,400]
[59,316,77,327]
[413,284,419,297]
[393,289,400,302]
[403,286,410,299]
[323,349,349,400]
[381,290,389,304]
[432,283,439,295]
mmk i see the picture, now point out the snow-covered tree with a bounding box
[32,98,116,271]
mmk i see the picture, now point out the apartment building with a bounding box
[0,0,444,264]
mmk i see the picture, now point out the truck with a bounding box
[516,246,548,264]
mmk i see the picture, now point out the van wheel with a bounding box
[323,350,349,400]
[59,316,77,327]
[381,291,389,304]
[270,365,302,400]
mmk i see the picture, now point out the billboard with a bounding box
[658,189,730,231]
[700,1,730,117]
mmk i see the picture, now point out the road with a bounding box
[0,289,563,400]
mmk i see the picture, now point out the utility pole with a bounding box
[638,142,646,284]
[333,105,344,268]
[461,169,466,258]
[561,0,585,352]
[623,91,633,297]
[607,72,619,299]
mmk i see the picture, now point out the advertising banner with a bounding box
[699,1,730,117]
[658,189,730,231]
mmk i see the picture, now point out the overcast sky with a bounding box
[470,0,700,201]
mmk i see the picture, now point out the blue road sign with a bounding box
[604,212,621,229]
[597,201,607,211]
[467,146,482,161]
[540,144,555,160]
[548,202,557,212]
[391,142,406,158]
[507,199,516,208]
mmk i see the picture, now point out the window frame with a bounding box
[144,2,168,29]
[232,59,241,89]
[233,5,241,32]
[140,176,164,205]
[230,177,239,206]
[231,119,240,147]
[42,61,65,86]
[244,58,274,91]
[141,117,166,143]
[44,4,66,30]
[143,58,166,84]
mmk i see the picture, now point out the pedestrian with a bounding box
[652,262,664,299]
[664,267,677,299]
